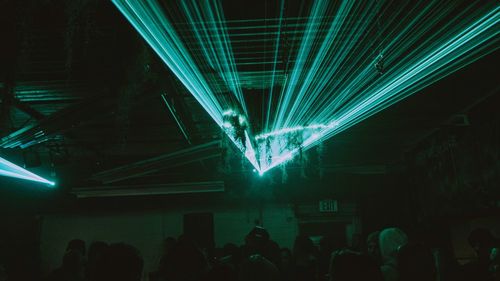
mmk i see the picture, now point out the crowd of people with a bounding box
[29,226,499,281]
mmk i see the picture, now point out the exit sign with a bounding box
[319,199,338,213]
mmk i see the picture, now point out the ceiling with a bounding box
[0,0,498,193]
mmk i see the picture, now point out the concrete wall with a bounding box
[39,203,298,278]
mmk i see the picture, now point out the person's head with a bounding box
[366,231,381,262]
[468,228,495,260]
[246,226,270,247]
[329,250,384,281]
[243,226,271,259]
[163,237,176,254]
[67,239,86,256]
[397,242,436,281]
[93,243,143,281]
[62,249,85,279]
[378,227,408,265]
[280,248,292,266]
[293,235,315,257]
[163,237,208,281]
[239,254,280,281]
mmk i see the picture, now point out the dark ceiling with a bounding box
[0,0,498,195]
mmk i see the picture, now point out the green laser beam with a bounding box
[112,0,499,174]
[0,156,55,186]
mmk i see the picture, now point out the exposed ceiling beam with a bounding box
[72,181,225,198]
[12,97,45,120]
[0,95,115,149]
[91,140,221,184]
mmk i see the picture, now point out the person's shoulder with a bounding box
[462,260,480,269]
[380,264,398,281]
[44,267,64,281]
[308,254,318,263]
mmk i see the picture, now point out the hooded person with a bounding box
[378,227,408,281]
